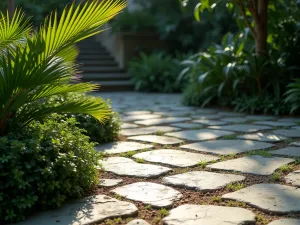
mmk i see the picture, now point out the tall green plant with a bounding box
[0,0,126,135]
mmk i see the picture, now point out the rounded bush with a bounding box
[0,114,100,223]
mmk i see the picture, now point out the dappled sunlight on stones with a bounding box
[96,141,153,154]
[223,183,300,214]
[208,155,295,175]
[163,204,256,225]
[111,182,182,208]
[181,140,274,155]
[133,149,219,167]
[165,129,234,141]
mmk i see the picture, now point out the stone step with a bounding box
[81,66,124,73]
[77,59,118,66]
[81,73,131,81]
[94,80,134,92]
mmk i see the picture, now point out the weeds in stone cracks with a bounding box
[226,182,245,191]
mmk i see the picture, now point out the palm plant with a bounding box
[0,0,126,135]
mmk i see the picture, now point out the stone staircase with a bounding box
[77,38,133,91]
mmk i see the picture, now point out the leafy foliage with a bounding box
[48,93,121,144]
[285,79,300,113]
[0,1,126,135]
[129,52,188,93]
[0,115,100,223]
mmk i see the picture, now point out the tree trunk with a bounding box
[8,0,15,19]
[254,0,269,57]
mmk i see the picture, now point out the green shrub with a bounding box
[284,79,300,113]
[129,52,187,93]
[111,9,157,33]
[0,114,100,223]
[49,93,121,144]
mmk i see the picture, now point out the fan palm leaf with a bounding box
[0,0,127,135]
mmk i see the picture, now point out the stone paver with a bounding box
[208,155,294,175]
[222,183,300,214]
[121,123,139,129]
[195,108,218,114]
[191,114,221,119]
[220,117,249,123]
[291,142,300,146]
[163,204,256,225]
[245,115,277,121]
[99,157,172,178]
[16,195,137,225]
[154,111,192,117]
[111,182,182,208]
[170,123,204,129]
[99,179,123,187]
[121,114,162,122]
[128,135,183,145]
[133,149,219,167]
[192,119,227,126]
[208,124,271,132]
[134,117,190,126]
[271,147,300,157]
[96,142,153,154]
[181,140,274,155]
[165,129,234,141]
[126,219,151,225]
[272,129,300,138]
[292,126,300,130]
[255,121,297,127]
[121,126,180,136]
[218,112,246,117]
[162,171,245,191]
[268,219,300,225]
[124,110,151,115]
[237,132,287,143]
[285,170,300,187]
[277,118,300,123]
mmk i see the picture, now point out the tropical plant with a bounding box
[129,52,187,93]
[182,0,290,56]
[284,79,300,113]
[1,114,100,223]
[0,0,126,136]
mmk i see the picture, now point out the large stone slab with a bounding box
[100,157,172,178]
[271,147,300,157]
[96,142,153,154]
[128,135,183,145]
[291,142,300,147]
[285,170,300,187]
[163,204,256,225]
[162,171,245,191]
[268,219,300,225]
[191,114,221,120]
[277,118,300,123]
[124,110,152,115]
[208,155,294,175]
[272,129,300,138]
[255,121,297,127]
[111,182,182,208]
[218,112,246,117]
[165,129,234,141]
[154,111,192,117]
[99,179,123,187]
[16,195,138,225]
[192,119,227,126]
[237,132,287,143]
[181,140,274,155]
[133,149,219,167]
[208,124,271,133]
[220,117,249,123]
[127,219,151,225]
[121,123,139,129]
[170,123,204,129]
[222,183,300,214]
[292,126,300,130]
[121,126,180,136]
[245,115,277,121]
[121,114,162,122]
[134,117,190,126]
[195,108,218,114]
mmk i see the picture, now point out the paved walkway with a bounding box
[19,92,300,225]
